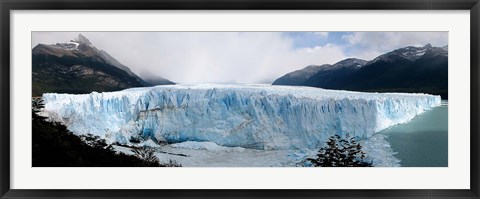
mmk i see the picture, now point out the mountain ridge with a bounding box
[32,34,174,96]
[273,44,448,99]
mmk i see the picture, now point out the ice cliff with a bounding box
[41,84,441,150]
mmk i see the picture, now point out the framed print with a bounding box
[1,0,479,198]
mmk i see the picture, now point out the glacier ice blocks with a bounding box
[42,84,441,150]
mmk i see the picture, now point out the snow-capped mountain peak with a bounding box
[73,34,93,47]
[396,44,430,61]
[51,34,95,51]
[66,41,79,48]
[372,43,447,63]
[32,33,151,95]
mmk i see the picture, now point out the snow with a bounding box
[360,133,401,167]
[401,48,426,60]
[110,136,399,167]
[415,51,426,56]
[41,84,441,150]
[171,141,245,152]
[53,41,79,50]
[153,145,295,167]
[66,41,80,49]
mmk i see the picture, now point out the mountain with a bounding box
[272,44,448,99]
[273,58,368,86]
[141,75,175,86]
[32,34,174,96]
[272,64,327,86]
[303,58,368,89]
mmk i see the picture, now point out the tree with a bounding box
[32,97,47,121]
[79,133,114,150]
[133,147,160,163]
[307,134,372,167]
[132,147,182,167]
[32,97,181,167]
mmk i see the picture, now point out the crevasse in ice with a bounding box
[41,84,441,150]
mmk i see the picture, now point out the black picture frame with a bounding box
[1,0,479,198]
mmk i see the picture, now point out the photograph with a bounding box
[31,31,448,167]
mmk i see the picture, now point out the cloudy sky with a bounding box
[32,32,448,84]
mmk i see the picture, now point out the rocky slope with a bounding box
[32,34,174,96]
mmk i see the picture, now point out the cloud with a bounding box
[31,31,448,84]
[32,32,347,84]
[313,32,329,38]
[341,32,448,60]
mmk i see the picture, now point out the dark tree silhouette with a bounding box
[32,97,47,121]
[307,134,372,167]
[32,98,181,167]
[133,147,160,163]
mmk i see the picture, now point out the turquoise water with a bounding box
[380,102,448,167]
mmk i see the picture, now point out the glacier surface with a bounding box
[42,84,441,150]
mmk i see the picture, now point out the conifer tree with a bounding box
[307,134,372,167]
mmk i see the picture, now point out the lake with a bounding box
[379,101,448,167]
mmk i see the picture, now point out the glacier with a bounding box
[41,84,441,150]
